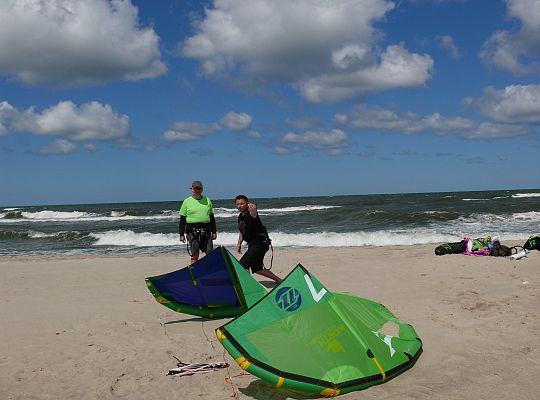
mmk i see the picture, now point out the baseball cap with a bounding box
[191,180,203,188]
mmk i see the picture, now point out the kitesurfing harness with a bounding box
[179,213,216,256]
[185,226,212,256]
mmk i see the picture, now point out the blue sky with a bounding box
[1,0,539,206]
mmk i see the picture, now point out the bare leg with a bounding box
[255,269,283,284]
[190,250,200,264]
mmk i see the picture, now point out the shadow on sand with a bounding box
[238,380,319,400]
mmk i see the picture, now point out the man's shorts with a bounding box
[239,242,269,273]
[187,229,213,254]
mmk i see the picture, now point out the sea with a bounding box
[1,189,539,257]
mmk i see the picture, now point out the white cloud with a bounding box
[163,122,222,142]
[337,104,530,139]
[1,100,129,140]
[220,111,252,130]
[247,130,261,138]
[437,35,460,59]
[282,128,348,154]
[285,116,320,129]
[463,122,530,139]
[480,0,540,76]
[180,0,433,103]
[273,145,293,155]
[0,101,18,136]
[163,111,253,142]
[84,143,97,152]
[38,139,76,155]
[299,45,434,103]
[0,0,166,86]
[339,105,475,134]
[463,84,540,123]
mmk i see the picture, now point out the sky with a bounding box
[1,0,539,206]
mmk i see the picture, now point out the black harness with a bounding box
[186,225,211,256]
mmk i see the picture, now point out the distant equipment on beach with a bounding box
[145,246,267,318]
[216,265,423,396]
[434,235,539,260]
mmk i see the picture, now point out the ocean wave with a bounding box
[463,211,540,223]
[1,210,23,219]
[462,198,490,201]
[512,193,540,198]
[85,229,532,249]
[510,211,540,221]
[0,230,31,239]
[259,205,341,213]
[214,205,342,218]
[90,230,179,247]
[89,230,243,247]
[0,209,178,223]
[213,208,238,218]
[461,193,539,201]
[0,230,87,241]
[22,210,92,220]
[2,228,532,254]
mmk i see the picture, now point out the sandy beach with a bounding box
[1,244,538,400]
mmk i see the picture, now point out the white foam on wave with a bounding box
[268,231,459,247]
[22,210,93,220]
[87,229,532,249]
[462,198,490,201]
[213,205,341,218]
[28,231,58,238]
[90,230,241,247]
[270,230,533,247]
[461,211,540,224]
[259,205,341,215]
[510,211,540,221]
[213,208,238,218]
[90,230,178,247]
[0,210,178,223]
[512,193,540,198]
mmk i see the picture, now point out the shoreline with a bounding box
[0,240,528,262]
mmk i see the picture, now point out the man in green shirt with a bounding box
[179,180,217,263]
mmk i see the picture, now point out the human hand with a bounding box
[212,233,217,240]
[247,202,257,217]
[179,235,186,243]
[236,245,242,254]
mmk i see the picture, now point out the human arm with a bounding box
[209,213,217,240]
[236,232,243,253]
[247,202,258,218]
[179,215,186,243]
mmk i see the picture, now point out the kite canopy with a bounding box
[145,246,267,318]
[216,265,422,396]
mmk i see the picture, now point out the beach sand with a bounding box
[1,245,538,400]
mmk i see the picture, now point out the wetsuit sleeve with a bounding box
[209,213,216,234]
[179,215,187,235]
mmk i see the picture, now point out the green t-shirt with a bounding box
[179,195,213,223]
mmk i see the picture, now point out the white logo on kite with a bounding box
[304,274,327,302]
[373,332,396,357]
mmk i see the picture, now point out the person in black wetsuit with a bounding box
[235,195,282,284]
